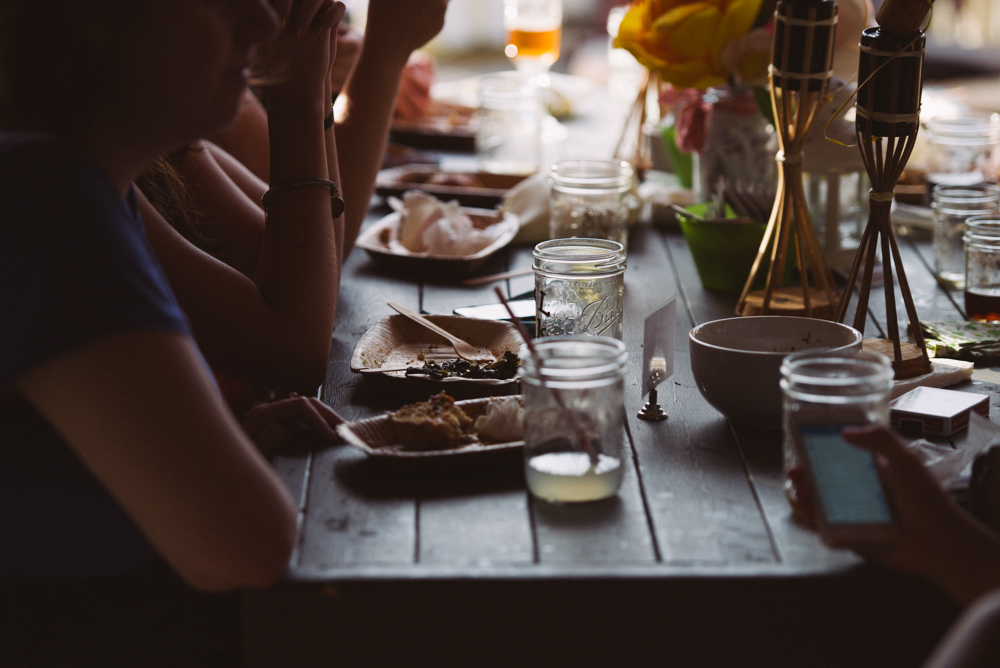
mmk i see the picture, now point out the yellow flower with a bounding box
[614,0,766,90]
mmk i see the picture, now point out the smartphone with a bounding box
[792,420,898,547]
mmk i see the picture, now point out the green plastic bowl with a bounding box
[677,205,768,293]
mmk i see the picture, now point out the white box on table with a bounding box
[890,386,990,436]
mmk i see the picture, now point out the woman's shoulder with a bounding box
[0,133,129,237]
[0,132,113,198]
[0,132,80,169]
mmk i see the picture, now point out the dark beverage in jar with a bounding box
[965,286,1000,321]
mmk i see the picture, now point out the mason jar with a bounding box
[931,183,1000,289]
[548,159,634,247]
[924,113,1000,188]
[532,238,626,339]
[780,350,893,514]
[521,336,628,503]
[964,215,1000,321]
[476,72,542,176]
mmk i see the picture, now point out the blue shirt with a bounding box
[0,134,191,580]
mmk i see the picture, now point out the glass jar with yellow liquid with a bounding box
[521,336,628,504]
[503,0,562,75]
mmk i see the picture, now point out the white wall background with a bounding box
[347,0,604,55]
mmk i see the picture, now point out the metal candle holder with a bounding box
[737,0,839,318]
[637,387,668,421]
[834,26,933,379]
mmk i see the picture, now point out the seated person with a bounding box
[795,424,1000,667]
[137,0,449,404]
[0,1,346,664]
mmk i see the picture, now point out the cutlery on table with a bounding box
[387,302,496,364]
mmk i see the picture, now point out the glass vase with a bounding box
[696,86,776,203]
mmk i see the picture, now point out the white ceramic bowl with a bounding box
[688,316,863,430]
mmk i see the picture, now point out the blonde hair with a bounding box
[136,149,217,252]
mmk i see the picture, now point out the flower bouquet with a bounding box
[613,0,776,208]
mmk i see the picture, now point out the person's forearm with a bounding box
[323,55,346,257]
[209,90,271,183]
[255,89,341,386]
[335,43,410,256]
[324,119,346,259]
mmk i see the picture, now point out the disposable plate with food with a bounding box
[350,314,523,398]
[355,205,519,277]
[336,395,525,460]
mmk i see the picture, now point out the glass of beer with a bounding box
[503,0,562,76]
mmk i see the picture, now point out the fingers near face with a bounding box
[285,0,334,35]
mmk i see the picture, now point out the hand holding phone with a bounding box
[793,420,898,548]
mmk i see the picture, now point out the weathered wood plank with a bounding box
[731,427,864,570]
[630,225,777,564]
[295,446,417,573]
[893,237,964,328]
[662,228,862,567]
[850,236,963,341]
[902,235,965,319]
[505,244,535,300]
[418,245,516,317]
[294,227,422,576]
[323,235,423,421]
[518,229,655,565]
[419,489,533,566]
[404,245,536,568]
[531,430,655,564]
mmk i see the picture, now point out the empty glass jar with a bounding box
[532,238,626,339]
[924,113,1000,188]
[548,159,633,247]
[931,183,1000,288]
[521,336,628,503]
[476,72,542,176]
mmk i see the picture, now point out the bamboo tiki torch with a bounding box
[737,0,839,318]
[834,0,934,379]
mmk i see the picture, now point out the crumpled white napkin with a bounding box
[890,358,975,399]
[474,396,524,443]
[502,173,550,245]
[907,411,999,488]
[389,191,506,256]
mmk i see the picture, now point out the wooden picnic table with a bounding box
[242,85,994,668]
[243,217,998,667]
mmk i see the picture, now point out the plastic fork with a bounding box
[387,302,496,364]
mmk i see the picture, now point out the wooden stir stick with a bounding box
[492,286,600,466]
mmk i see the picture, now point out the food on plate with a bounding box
[393,51,435,122]
[404,351,520,380]
[475,396,524,443]
[389,191,509,256]
[381,143,439,170]
[394,99,476,133]
[390,392,475,450]
[425,172,485,188]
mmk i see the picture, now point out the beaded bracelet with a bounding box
[261,178,345,219]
